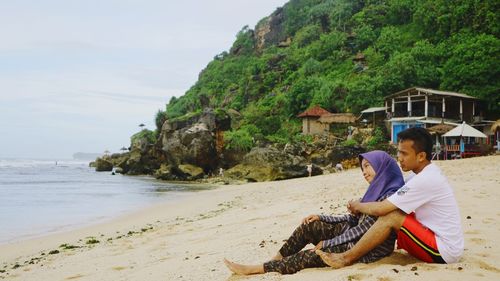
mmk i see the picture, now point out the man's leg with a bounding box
[317,210,406,268]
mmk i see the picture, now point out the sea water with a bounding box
[0,159,210,244]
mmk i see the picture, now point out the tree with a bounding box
[230,25,255,55]
[293,25,322,48]
[352,24,378,52]
[155,110,168,131]
[440,33,500,111]
[375,26,403,58]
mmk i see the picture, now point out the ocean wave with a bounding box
[0,159,89,168]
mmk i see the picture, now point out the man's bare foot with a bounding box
[223,258,264,275]
[315,250,350,269]
[271,252,283,261]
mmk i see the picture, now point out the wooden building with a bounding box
[384,87,482,143]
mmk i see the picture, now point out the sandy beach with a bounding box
[1,155,499,281]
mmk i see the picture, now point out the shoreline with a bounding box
[0,161,218,247]
[1,155,500,280]
[0,192,181,246]
[0,185,226,262]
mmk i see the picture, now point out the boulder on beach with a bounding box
[95,158,113,172]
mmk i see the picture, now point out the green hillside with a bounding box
[157,0,499,149]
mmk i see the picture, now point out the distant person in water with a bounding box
[224,150,404,275]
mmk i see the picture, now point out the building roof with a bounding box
[427,123,456,135]
[491,119,500,132]
[297,105,331,118]
[387,116,426,122]
[318,113,356,124]
[361,107,387,114]
[443,122,487,138]
[385,87,479,100]
[416,118,460,125]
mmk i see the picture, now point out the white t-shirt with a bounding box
[388,163,464,263]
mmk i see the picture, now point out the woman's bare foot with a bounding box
[271,252,283,261]
[315,250,350,269]
[223,258,264,275]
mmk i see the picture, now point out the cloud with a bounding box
[0,0,289,158]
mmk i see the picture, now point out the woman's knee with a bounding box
[297,220,321,233]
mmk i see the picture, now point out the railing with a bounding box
[444,144,482,159]
[446,145,460,152]
[388,111,478,121]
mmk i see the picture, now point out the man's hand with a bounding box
[302,214,320,225]
[310,240,323,252]
[347,199,361,215]
[348,199,398,216]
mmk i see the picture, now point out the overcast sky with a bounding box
[0,0,288,159]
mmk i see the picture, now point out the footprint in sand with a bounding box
[65,274,85,280]
[470,237,486,244]
[476,252,490,258]
[345,273,370,280]
[477,260,500,273]
[482,218,495,224]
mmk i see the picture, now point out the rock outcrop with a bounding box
[94,104,374,182]
[254,8,286,52]
[161,108,230,173]
[226,146,312,182]
[95,158,113,172]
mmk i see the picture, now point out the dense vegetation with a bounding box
[157,0,499,148]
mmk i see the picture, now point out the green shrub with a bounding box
[131,129,157,146]
[366,127,387,150]
[224,128,255,151]
[342,139,358,147]
[155,109,168,131]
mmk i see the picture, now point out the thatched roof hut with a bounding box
[318,113,357,124]
[427,123,455,135]
[491,119,500,132]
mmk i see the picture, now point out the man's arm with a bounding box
[348,199,398,217]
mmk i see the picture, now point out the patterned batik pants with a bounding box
[263,220,351,274]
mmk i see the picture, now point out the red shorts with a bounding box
[397,213,446,263]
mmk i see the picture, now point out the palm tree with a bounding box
[120,147,128,152]
[139,123,146,130]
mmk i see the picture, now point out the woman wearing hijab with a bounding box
[224,150,404,275]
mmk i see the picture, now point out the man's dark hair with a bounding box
[397,127,433,161]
